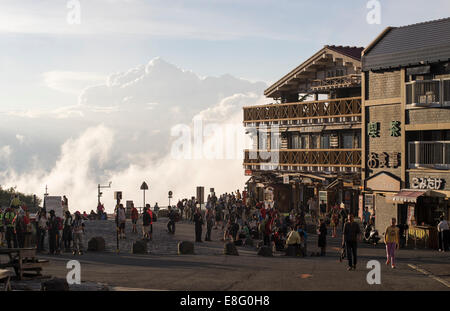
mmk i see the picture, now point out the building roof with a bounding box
[328,46,364,60]
[264,45,363,98]
[362,17,450,71]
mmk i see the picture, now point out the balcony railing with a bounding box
[243,149,361,168]
[408,141,450,169]
[311,74,361,91]
[406,79,450,107]
[243,97,361,125]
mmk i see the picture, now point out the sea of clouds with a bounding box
[0,58,269,212]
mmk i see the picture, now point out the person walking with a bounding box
[437,216,449,252]
[142,206,151,240]
[4,208,17,249]
[36,209,47,252]
[167,206,176,234]
[131,204,139,234]
[339,205,349,232]
[116,204,126,239]
[384,218,400,268]
[205,208,214,241]
[72,211,85,255]
[343,214,361,271]
[318,218,327,256]
[146,204,154,240]
[62,211,73,252]
[193,208,204,243]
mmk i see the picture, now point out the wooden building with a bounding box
[243,45,364,213]
[362,18,450,247]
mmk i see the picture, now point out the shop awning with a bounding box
[392,190,429,203]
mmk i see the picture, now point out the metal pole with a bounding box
[143,189,146,210]
[116,198,120,253]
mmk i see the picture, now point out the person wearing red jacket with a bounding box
[146,205,153,241]
[131,204,139,234]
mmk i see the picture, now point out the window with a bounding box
[342,133,354,149]
[289,133,300,149]
[320,134,330,149]
[311,135,320,149]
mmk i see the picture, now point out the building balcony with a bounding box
[243,97,361,126]
[310,74,361,92]
[243,149,362,172]
[406,79,450,108]
[408,141,450,170]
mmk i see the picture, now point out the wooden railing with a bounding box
[311,74,361,91]
[243,97,361,124]
[243,149,362,168]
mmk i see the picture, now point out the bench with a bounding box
[0,248,49,280]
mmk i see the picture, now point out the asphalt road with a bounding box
[37,218,450,291]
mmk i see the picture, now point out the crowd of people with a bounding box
[1,190,448,270]
[0,194,87,255]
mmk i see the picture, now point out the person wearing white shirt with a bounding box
[437,217,449,252]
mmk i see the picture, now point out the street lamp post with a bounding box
[168,191,173,208]
[140,182,149,213]
[98,182,112,204]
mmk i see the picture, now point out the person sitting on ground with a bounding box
[89,210,97,220]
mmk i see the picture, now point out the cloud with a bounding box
[15,134,25,144]
[2,125,114,211]
[0,57,267,212]
[0,146,12,160]
[43,71,107,95]
[1,93,264,213]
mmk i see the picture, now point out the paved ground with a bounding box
[17,218,450,290]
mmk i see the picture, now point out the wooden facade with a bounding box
[244,45,364,213]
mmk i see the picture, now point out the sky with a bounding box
[0,0,449,212]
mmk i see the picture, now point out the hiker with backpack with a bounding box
[4,207,17,248]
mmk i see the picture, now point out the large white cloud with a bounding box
[1,58,268,212]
